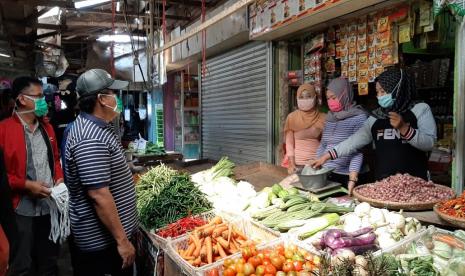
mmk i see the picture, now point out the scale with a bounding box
[279,166,348,199]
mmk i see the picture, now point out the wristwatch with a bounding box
[349,177,358,183]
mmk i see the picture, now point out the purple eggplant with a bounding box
[332,244,379,255]
[348,227,374,237]
[326,232,377,249]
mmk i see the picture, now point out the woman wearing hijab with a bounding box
[284,84,326,174]
[312,68,436,181]
[316,78,367,194]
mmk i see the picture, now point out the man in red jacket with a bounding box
[0,77,64,276]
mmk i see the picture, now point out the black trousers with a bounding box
[70,238,134,276]
[8,214,60,276]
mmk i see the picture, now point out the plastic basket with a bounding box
[166,217,280,275]
[200,238,321,276]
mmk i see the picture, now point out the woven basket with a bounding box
[166,217,280,275]
[352,184,455,211]
[434,204,465,229]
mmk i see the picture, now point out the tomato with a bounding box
[257,253,265,261]
[229,264,237,273]
[304,253,314,262]
[264,264,277,275]
[276,244,285,256]
[271,256,284,271]
[262,259,271,267]
[243,263,255,276]
[237,273,245,276]
[303,261,314,271]
[236,263,245,274]
[207,269,219,276]
[293,261,303,272]
[264,274,274,276]
[255,265,266,276]
[298,272,312,276]
[284,249,294,260]
[282,262,294,273]
[223,268,236,276]
[236,258,246,265]
[276,272,287,276]
[224,259,234,268]
[248,256,262,268]
[292,254,305,262]
[242,247,253,260]
[287,272,298,276]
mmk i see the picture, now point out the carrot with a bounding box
[434,234,465,249]
[193,238,204,258]
[200,244,207,262]
[212,225,229,238]
[236,239,245,246]
[212,242,219,256]
[222,231,228,240]
[211,216,223,225]
[191,233,201,249]
[205,237,213,264]
[233,226,247,240]
[214,256,222,262]
[227,224,233,244]
[188,260,195,265]
[202,225,216,237]
[193,256,201,266]
[184,256,195,261]
[216,237,229,249]
[185,243,196,257]
[217,243,227,258]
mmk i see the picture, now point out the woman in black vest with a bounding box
[311,68,436,181]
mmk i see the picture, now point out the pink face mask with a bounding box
[328,98,343,112]
[297,98,315,111]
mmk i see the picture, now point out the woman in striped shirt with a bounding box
[316,78,367,194]
[284,84,325,174]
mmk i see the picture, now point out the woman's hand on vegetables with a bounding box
[348,180,355,196]
[310,153,330,169]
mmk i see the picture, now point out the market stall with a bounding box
[134,156,465,276]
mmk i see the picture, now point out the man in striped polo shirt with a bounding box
[64,69,137,276]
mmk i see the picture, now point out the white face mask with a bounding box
[99,94,121,113]
[297,98,315,111]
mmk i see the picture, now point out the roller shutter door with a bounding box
[201,42,272,164]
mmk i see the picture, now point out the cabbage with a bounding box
[236,181,257,198]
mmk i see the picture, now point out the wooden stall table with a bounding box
[133,152,183,167]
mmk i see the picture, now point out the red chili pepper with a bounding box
[156,216,207,238]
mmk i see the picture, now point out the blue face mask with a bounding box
[377,94,394,108]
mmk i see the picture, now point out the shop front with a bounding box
[248,0,464,193]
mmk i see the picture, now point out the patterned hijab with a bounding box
[372,68,417,119]
[325,77,366,122]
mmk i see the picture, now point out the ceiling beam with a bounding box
[36,23,64,31]
[37,30,59,39]
[69,10,191,21]
[0,0,74,8]
[25,7,51,23]
[66,20,145,28]
[166,0,213,7]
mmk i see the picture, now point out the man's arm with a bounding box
[88,187,135,268]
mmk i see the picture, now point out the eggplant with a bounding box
[326,232,377,249]
[332,244,379,255]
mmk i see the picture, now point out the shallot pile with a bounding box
[356,173,454,203]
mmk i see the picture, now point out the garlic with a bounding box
[354,202,371,217]
[386,212,405,230]
[369,208,385,225]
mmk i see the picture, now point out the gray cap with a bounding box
[76,69,128,97]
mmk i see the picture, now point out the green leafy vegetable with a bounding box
[136,164,212,230]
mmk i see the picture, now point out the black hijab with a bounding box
[372,68,417,119]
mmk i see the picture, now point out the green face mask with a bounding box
[20,95,49,117]
[100,94,123,114]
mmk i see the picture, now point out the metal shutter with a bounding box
[201,42,272,164]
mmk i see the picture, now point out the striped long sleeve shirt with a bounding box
[317,113,368,175]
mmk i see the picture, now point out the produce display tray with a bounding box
[166,217,280,276]
[352,184,455,211]
[200,238,320,276]
[434,204,465,229]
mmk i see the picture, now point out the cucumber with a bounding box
[283,194,306,202]
[278,190,289,199]
[252,207,280,220]
[284,197,308,209]
[287,203,312,212]
[288,187,300,196]
[272,184,283,195]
